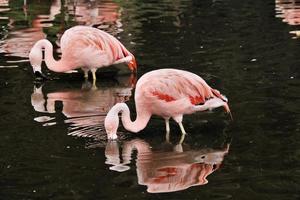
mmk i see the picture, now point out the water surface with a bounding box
[0,0,299,199]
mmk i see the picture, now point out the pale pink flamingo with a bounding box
[105,68,231,140]
[29,25,137,84]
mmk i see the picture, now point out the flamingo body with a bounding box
[29,26,137,81]
[105,69,231,140]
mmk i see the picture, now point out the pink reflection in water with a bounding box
[0,0,122,62]
[1,26,46,58]
[276,0,300,25]
[70,0,121,27]
[276,0,300,38]
[0,0,9,13]
[105,139,229,193]
[31,75,135,139]
[0,0,61,58]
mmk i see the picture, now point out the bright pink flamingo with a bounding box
[105,68,231,140]
[29,25,137,84]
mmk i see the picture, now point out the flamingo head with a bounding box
[104,111,119,140]
[29,42,48,80]
[127,56,137,72]
[204,96,232,120]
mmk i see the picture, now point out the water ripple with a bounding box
[31,76,135,140]
[0,0,126,66]
[105,139,230,193]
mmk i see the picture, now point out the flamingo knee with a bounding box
[178,122,187,135]
[178,123,187,144]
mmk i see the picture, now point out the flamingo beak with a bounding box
[33,66,51,81]
[34,71,49,80]
[127,57,137,73]
[223,103,233,120]
[33,65,49,80]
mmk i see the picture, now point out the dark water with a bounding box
[1,0,300,199]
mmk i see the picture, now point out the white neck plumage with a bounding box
[108,103,151,133]
[31,39,69,72]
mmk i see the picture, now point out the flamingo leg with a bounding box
[84,71,89,79]
[91,69,97,88]
[178,122,186,144]
[179,132,186,144]
[172,115,187,144]
[178,122,186,135]
[165,118,170,142]
[82,68,89,80]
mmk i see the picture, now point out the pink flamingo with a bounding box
[105,68,231,140]
[29,25,137,84]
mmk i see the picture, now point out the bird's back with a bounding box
[60,26,133,67]
[135,69,227,116]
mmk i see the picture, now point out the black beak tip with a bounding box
[34,71,49,80]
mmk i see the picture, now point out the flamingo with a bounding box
[105,68,231,140]
[29,25,137,84]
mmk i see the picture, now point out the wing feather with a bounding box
[138,69,221,106]
[59,26,132,67]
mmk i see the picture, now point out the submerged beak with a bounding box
[127,57,137,73]
[34,71,49,80]
[223,103,233,120]
[33,65,50,80]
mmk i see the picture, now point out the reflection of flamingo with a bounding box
[276,0,300,25]
[105,139,229,193]
[29,26,137,84]
[105,69,231,141]
[1,0,125,61]
[276,0,300,38]
[71,0,121,26]
[31,76,135,138]
[0,0,61,59]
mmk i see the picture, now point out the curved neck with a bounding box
[35,39,69,72]
[111,103,151,133]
